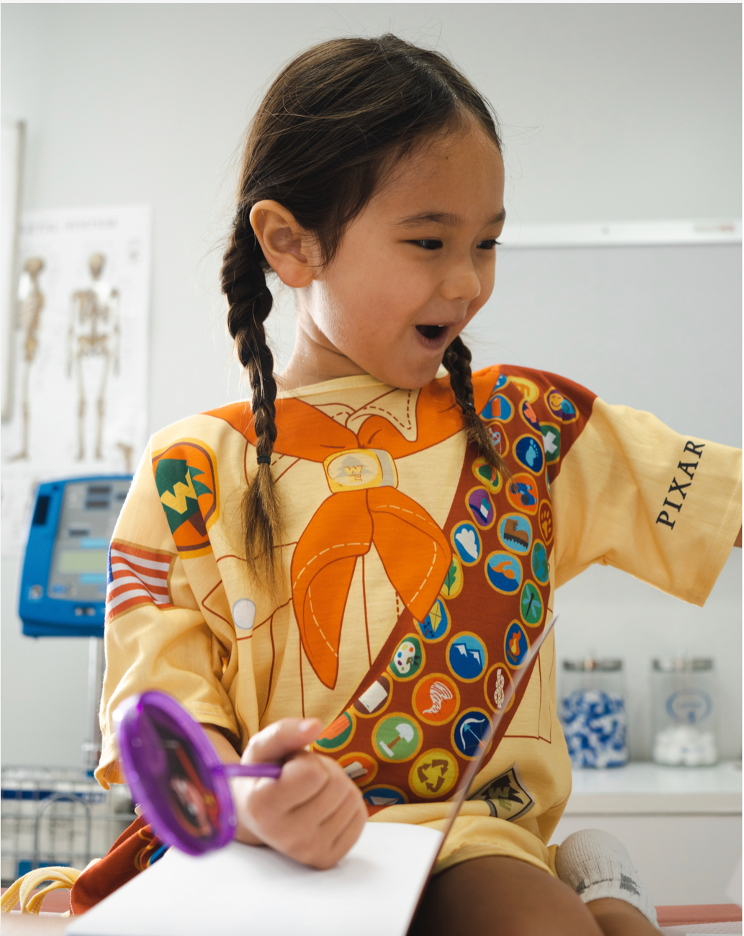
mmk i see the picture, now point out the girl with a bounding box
[75,35,740,935]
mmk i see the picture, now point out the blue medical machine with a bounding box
[19,475,132,638]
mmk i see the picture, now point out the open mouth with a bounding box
[416,325,447,340]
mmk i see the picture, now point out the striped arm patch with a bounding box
[106,541,176,622]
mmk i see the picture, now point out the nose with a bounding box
[440,256,481,304]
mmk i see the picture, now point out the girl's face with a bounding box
[287,120,506,390]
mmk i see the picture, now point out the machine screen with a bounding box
[47,480,130,602]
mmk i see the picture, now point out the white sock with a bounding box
[555,829,658,927]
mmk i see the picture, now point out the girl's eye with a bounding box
[478,239,501,250]
[410,239,443,251]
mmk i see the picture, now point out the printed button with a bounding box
[373,714,423,762]
[509,376,539,403]
[416,598,451,642]
[314,711,355,752]
[519,399,541,432]
[412,673,460,725]
[363,785,408,809]
[466,487,496,530]
[484,662,515,713]
[440,555,464,601]
[540,423,561,464]
[451,521,482,567]
[447,632,488,682]
[338,752,378,787]
[545,388,579,424]
[481,394,514,423]
[452,708,492,759]
[504,622,530,668]
[388,635,425,681]
[409,749,459,799]
[487,423,509,457]
[538,500,554,545]
[497,514,532,555]
[505,473,539,515]
[531,541,550,586]
[485,552,523,595]
[471,457,503,494]
[353,674,392,718]
[514,435,545,476]
[520,581,544,627]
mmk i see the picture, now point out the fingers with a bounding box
[243,717,321,766]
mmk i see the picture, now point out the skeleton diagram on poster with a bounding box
[1,206,151,555]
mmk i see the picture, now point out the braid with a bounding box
[221,206,282,589]
[443,335,511,482]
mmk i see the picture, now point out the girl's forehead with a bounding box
[375,129,505,221]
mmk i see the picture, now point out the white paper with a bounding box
[65,822,444,936]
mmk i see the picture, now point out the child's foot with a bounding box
[555,829,658,927]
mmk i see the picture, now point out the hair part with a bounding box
[221,34,508,586]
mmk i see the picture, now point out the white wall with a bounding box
[2,4,741,769]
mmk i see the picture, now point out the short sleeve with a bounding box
[516,368,742,606]
[96,439,239,789]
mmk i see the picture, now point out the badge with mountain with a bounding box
[152,442,220,555]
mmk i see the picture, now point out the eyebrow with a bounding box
[395,209,507,227]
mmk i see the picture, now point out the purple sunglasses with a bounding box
[114,691,281,855]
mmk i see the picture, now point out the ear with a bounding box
[249,200,318,288]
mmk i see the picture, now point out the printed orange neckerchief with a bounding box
[208,370,500,690]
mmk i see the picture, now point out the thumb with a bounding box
[243,717,322,765]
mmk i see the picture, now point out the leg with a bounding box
[588,898,660,935]
[407,855,604,936]
[75,353,86,460]
[94,350,111,460]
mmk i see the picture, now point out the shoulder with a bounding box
[150,404,254,455]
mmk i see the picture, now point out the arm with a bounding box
[204,720,367,869]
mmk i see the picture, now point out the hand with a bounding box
[230,718,367,870]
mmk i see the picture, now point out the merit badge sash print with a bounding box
[305,367,593,813]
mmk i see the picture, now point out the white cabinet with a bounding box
[549,762,742,905]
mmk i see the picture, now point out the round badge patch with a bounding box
[519,399,541,432]
[520,581,544,627]
[484,662,515,713]
[545,388,579,424]
[446,632,488,682]
[471,457,503,494]
[451,521,482,567]
[363,785,408,809]
[409,749,459,799]
[505,473,539,515]
[540,423,561,464]
[509,375,539,403]
[504,621,531,668]
[338,752,378,787]
[485,551,523,595]
[497,514,532,555]
[373,713,423,763]
[531,541,550,585]
[353,674,392,718]
[480,394,514,423]
[538,500,554,545]
[412,673,460,725]
[416,598,451,642]
[440,555,464,601]
[514,435,545,476]
[466,487,496,530]
[389,635,425,681]
[452,708,492,759]
[487,423,510,457]
[314,710,355,752]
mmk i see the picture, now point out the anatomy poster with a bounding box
[2,205,151,555]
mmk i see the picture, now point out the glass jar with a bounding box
[559,659,628,768]
[651,658,718,766]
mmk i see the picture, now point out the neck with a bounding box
[278,306,367,391]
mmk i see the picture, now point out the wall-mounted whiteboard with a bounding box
[467,221,741,450]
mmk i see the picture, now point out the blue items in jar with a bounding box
[560,659,628,768]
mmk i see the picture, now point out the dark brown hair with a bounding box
[221,34,509,587]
